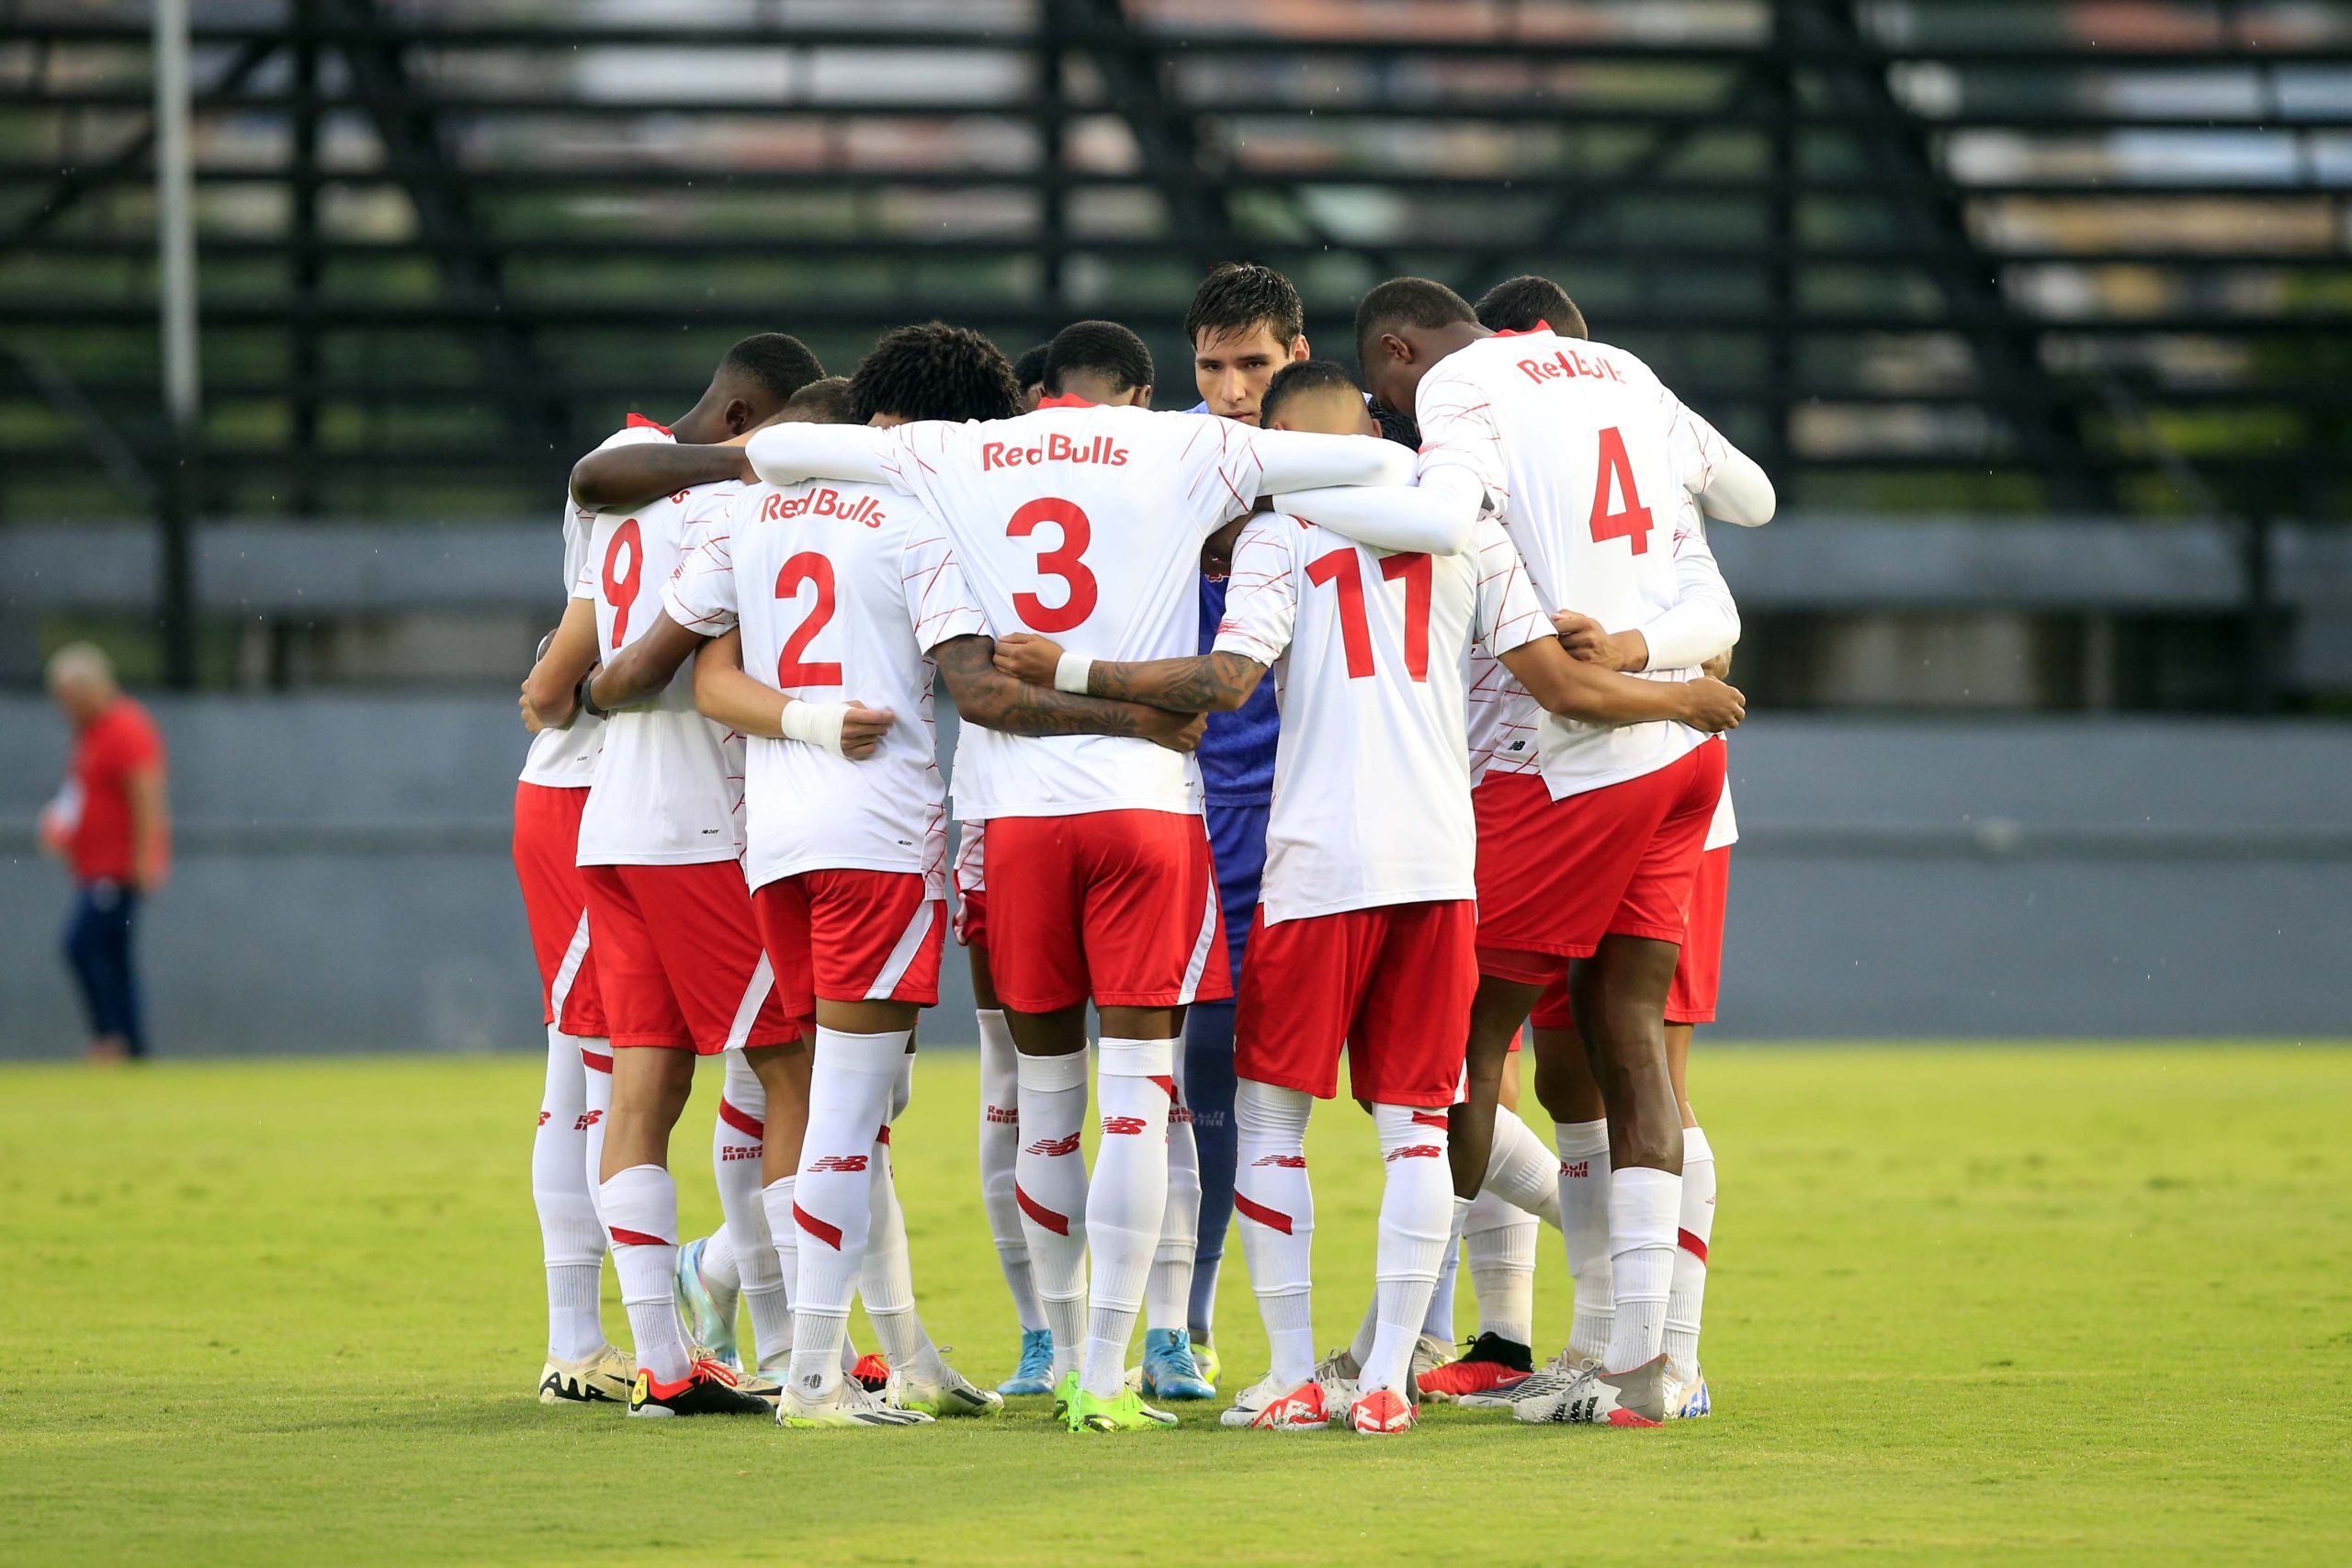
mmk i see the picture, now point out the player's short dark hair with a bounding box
[1352,276,1476,359]
[784,376,859,423]
[1259,359,1363,428]
[1011,343,1051,392]
[719,333,827,403]
[1043,320,1154,397]
[1371,400,1420,449]
[1474,274,1589,340]
[1183,263,1306,352]
[850,321,1022,424]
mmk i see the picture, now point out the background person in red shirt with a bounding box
[38,643,170,1062]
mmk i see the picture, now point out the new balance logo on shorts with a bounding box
[1024,1132,1081,1157]
[1385,1144,1442,1162]
[807,1154,869,1174]
[1252,1154,1307,1169]
[1562,1159,1589,1179]
[1101,1115,1148,1136]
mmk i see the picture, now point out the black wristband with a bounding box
[577,667,612,720]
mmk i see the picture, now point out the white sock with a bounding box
[534,1026,605,1361]
[599,1163,690,1383]
[1014,1049,1090,1380]
[787,1025,908,1397]
[1604,1164,1681,1372]
[860,1129,938,1379]
[755,1177,797,1366]
[1486,1104,1565,1229]
[1232,1078,1316,1387]
[1149,1051,1201,1336]
[579,1041,613,1215]
[1665,1126,1716,1382]
[707,1054,770,1350]
[1464,1196,1539,1348]
[1422,1231,1460,1343]
[975,1009,1046,1333]
[1363,1107,1455,1395]
[1080,1036,1174,1399]
[1555,1119,1615,1362]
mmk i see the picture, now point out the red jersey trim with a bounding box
[1035,392,1097,410]
[1489,321,1552,338]
[626,412,674,434]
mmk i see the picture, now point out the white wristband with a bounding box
[1053,651,1094,695]
[778,698,852,757]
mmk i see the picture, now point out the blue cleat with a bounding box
[997,1328,1056,1396]
[673,1235,739,1371]
[1138,1326,1216,1401]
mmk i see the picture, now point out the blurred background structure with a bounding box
[2,1,2346,1053]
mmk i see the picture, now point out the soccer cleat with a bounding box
[888,1356,1004,1417]
[778,1375,933,1428]
[1663,1365,1712,1421]
[1137,1327,1217,1401]
[997,1329,1056,1396]
[537,1343,633,1405]
[1408,1333,1453,1402]
[673,1237,739,1371]
[850,1352,891,1393]
[1051,1369,1080,1422]
[1511,1354,1668,1427]
[1416,1331,1537,1404]
[1218,1373,1332,1431]
[1191,1337,1221,1388]
[1349,1387,1417,1436]
[627,1357,771,1418]
[1308,1348,1362,1419]
[1462,1348,1595,1410]
[736,1366,784,1405]
[1069,1384,1179,1433]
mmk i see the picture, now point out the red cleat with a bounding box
[851,1353,891,1393]
[1349,1387,1417,1435]
[1418,1332,1537,1404]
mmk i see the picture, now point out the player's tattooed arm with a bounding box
[1498,635,1746,734]
[569,444,752,511]
[992,634,1267,714]
[936,637,1206,752]
[519,596,601,730]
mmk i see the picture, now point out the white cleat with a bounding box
[1662,1363,1712,1421]
[778,1375,935,1428]
[537,1343,633,1405]
[1462,1348,1595,1410]
[1511,1353,1668,1427]
[1408,1333,1453,1402]
[888,1355,1005,1418]
[1218,1372,1334,1431]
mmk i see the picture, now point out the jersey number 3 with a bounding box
[775,552,843,686]
[1006,498,1099,633]
[1589,426,1655,555]
[1307,548,1431,682]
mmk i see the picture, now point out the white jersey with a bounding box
[1216,515,1548,925]
[663,479,987,897]
[574,475,747,866]
[1417,329,1721,800]
[873,399,1268,820]
[516,427,668,788]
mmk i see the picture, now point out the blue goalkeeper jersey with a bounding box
[1188,400,1282,814]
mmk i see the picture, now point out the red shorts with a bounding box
[1530,843,1733,1030]
[984,810,1231,1014]
[1234,901,1476,1108]
[513,782,605,1037]
[1473,740,1726,988]
[953,829,988,951]
[578,859,799,1054]
[752,869,946,1016]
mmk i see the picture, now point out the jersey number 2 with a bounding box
[775,552,842,686]
[1006,498,1099,633]
[602,518,642,649]
[1306,548,1430,682]
[1589,426,1655,555]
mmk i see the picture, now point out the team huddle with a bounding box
[512,262,1768,1435]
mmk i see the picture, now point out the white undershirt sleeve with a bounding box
[1634,512,1741,670]
[745,423,897,489]
[1272,466,1483,558]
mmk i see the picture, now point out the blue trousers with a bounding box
[63,882,144,1057]
[1187,800,1268,1340]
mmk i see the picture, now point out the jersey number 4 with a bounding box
[775,552,843,686]
[1306,548,1431,682]
[1589,425,1655,555]
[1007,498,1099,633]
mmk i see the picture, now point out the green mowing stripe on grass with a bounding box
[1,1045,2346,1566]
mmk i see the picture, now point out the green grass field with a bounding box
[4,1044,2347,1565]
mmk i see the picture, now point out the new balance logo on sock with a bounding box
[1562,1160,1589,1179]
[1024,1132,1081,1157]
[574,1110,602,1132]
[985,1105,1018,1125]
[1251,1154,1307,1168]
[1101,1116,1148,1136]
[720,1144,763,1162]
[537,1111,550,1127]
[1385,1144,1442,1162]
[808,1154,869,1173]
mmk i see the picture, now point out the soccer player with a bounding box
[1472,276,1762,1420]
[990,360,1742,1435]
[519,334,822,1418]
[1012,344,1051,412]
[743,319,1475,1432]
[593,321,1206,1426]
[1345,277,1767,1427]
